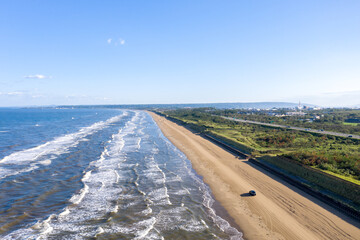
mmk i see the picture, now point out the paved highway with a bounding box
[221,116,360,140]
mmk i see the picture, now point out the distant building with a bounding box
[289,100,307,116]
[286,111,307,116]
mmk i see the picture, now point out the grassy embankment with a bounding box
[214,108,360,135]
[159,109,360,209]
[344,122,359,126]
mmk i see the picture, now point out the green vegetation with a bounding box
[213,108,360,135]
[163,108,360,182]
[343,122,358,126]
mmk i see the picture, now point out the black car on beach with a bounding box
[249,190,256,196]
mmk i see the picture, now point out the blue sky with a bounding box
[1,0,359,107]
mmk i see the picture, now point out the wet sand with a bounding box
[149,112,360,240]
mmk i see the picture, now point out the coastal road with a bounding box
[221,116,360,139]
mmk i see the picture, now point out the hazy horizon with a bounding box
[1,101,357,109]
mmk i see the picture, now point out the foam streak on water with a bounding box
[2,110,243,240]
[0,112,128,180]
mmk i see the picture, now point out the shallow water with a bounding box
[0,108,243,239]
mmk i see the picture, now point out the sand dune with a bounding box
[149,112,360,240]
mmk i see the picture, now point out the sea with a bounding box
[0,108,243,239]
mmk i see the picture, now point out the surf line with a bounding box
[0,113,128,180]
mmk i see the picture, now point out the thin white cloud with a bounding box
[108,37,125,46]
[24,74,52,79]
[8,91,23,95]
[95,96,112,101]
[0,91,24,96]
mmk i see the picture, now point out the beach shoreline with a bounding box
[149,111,360,240]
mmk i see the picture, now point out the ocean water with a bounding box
[0,108,243,239]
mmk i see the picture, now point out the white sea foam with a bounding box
[0,113,128,179]
[70,170,92,205]
[179,218,208,232]
[166,175,183,183]
[172,189,190,195]
[134,217,156,239]
[59,208,70,217]
[39,215,54,235]
[39,159,51,166]
[148,187,171,205]
[9,111,142,238]
[3,111,243,239]
[95,227,104,237]
[112,205,119,213]
[139,207,153,216]
[25,214,56,240]
[114,170,120,183]
[136,137,141,149]
[70,183,89,205]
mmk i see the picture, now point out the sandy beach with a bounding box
[149,112,360,240]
